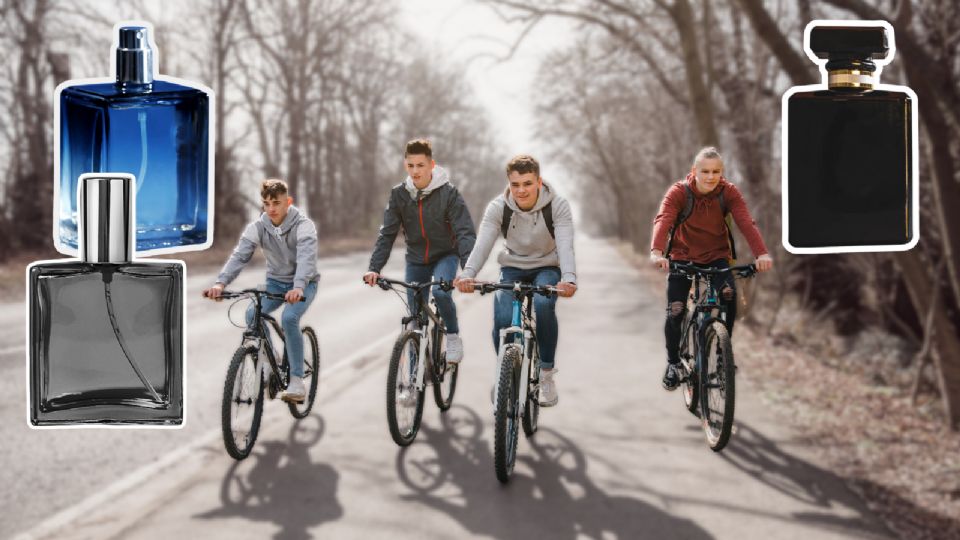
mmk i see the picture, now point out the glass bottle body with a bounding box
[57,80,210,254]
[786,88,914,249]
[28,260,184,426]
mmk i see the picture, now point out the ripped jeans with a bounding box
[664,259,736,364]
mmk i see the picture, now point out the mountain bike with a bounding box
[474,281,557,483]
[671,262,756,452]
[210,289,320,460]
[374,277,458,447]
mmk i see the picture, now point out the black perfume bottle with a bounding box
[783,22,918,253]
[29,174,184,426]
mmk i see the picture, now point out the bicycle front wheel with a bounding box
[288,326,320,419]
[494,345,522,483]
[222,346,265,460]
[700,321,736,451]
[681,316,699,414]
[431,326,459,411]
[387,330,425,446]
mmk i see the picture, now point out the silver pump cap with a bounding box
[115,26,154,85]
[80,175,134,263]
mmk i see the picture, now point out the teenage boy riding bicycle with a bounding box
[203,179,319,403]
[650,147,772,391]
[455,154,577,407]
[363,138,477,363]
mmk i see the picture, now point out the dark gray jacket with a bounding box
[368,167,476,272]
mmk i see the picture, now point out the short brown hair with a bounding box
[506,154,540,177]
[405,138,432,159]
[260,178,289,200]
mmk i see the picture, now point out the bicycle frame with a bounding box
[494,284,536,418]
[240,293,288,388]
[409,294,443,393]
[677,266,738,360]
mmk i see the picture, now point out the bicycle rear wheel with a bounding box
[494,345,522,483]
[288,326,320,419]
[222,346,265,460]
[387,330,425,446]
[700,321,736,451]
[431,324,459,411]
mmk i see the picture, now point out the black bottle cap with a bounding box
[810,26,889,60]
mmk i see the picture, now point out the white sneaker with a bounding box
[445,333,464,364]
[281,376,306,403]
[539,368,558,407]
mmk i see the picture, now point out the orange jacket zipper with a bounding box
[418,198,430,263]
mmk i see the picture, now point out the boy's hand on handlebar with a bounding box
[556,282,577,298]
[203,283,225,301]
[363,271,379,286]
[454,277,476,294]
[285,287,304,303]
[756,254,773,272]
[650,249,669,272]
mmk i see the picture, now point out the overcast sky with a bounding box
[399,1,578,194]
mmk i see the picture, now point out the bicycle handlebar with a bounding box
[669,262,757,278]
[472,281,559,297]
[373,276,454,292]
[205,288,306,302]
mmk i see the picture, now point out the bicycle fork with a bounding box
[493,326,530,414]
[413,326,431,392]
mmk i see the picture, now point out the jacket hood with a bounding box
[503,179,557,213]
[405,166,450,199]
[260,205,304,237]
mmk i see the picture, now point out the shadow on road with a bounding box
[195,415,343,539]
[719,421,892,538]
[395,404,713,539]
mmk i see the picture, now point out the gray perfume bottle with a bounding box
[29,174,184,426]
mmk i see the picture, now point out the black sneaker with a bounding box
[662,363,681,391]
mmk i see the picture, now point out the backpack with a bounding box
[501,201,554,239]
[664,183,737,261]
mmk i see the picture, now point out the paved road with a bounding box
[4,238,891,539]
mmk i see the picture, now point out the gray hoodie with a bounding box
[217,205,319,289]
[462,181,577,283]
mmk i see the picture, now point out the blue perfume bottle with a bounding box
[55,22,214,256]
[29,174,185,426]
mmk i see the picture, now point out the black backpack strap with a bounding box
[501,205,513,238]
[543,201,555,239]
[717,186,737,261]
[502,201,555,239]
[664,183,694,257]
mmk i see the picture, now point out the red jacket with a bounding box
[651,174,768,264]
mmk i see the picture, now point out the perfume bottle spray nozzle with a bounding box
[115,25,154,85]
[79,175,134,264]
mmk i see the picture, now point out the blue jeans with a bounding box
[245,278,318,377]
[493,266,560,369]
[405,254,459,333]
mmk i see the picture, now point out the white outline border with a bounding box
[53,20,216,258]
[27,173,188,430]
[781,19,920,254]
